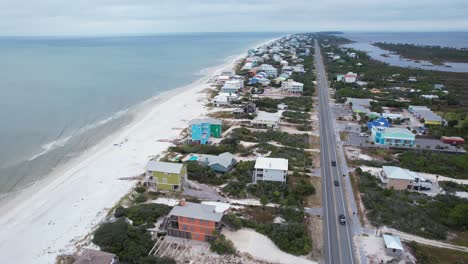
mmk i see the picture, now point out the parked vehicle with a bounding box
[334,180,339,186]
[331,161,336,166]
[441,136,465,146]
[359,132,368,137]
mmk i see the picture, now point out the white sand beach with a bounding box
[0,58,239,264]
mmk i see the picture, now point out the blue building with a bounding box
[371,126,415,147]
[367,117,390,130]
[190,118,222,145]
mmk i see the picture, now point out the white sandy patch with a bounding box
[455,191,468,199]
[239,141,257,147]
[153,198,179,207]
[0,54,247,264]
[223,229,317,264]
[358,166,383,176]
[228,198,278,208]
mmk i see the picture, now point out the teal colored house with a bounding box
[371,126,415,147]
[190,118,222,145]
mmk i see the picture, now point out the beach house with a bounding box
[143,161,187,191]
[165,200,224,242]
[190,118,222,145]
[370,126,415,147]
[259,64,278,77]
[251,111,281,129]
[253,157,288,183]
[220,80,243,94]
[186,152,236,173]
[281,79,304,93]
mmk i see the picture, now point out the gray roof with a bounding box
[146,161,184,174]
[73,249,116,264]
[382,166,416,181]
[383,235,404,251]
[169,202,223,222]
[200,152,235,168]
[189,118,222,125]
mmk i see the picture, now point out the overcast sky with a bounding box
[1,0,467,36]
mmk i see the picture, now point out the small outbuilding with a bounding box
[383,234,404,257]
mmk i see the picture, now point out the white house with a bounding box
[253,157,288,183]
[383,235,404,257]
[421,94,439,100]
[344,72,357,83]
[213,95,230,106]
[281,79,304,93]
[259,64,278,77]
[251,111,281,128]
[241,62,253,70]
[277,103,288,110]
[220,80,243,94]
[280,60,289,66]
[382,112,403,120]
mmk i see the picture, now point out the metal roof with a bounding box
[253,111,281,122]
[169,202,223,222]
[255,157,288,171]
[199,152,235,168]
[146,161,184,174]
[382,166,416,181]
[383,234,404,251]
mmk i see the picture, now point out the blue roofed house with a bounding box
[190,118,222,145]
[367,117,390,130]
[199,152,236,173]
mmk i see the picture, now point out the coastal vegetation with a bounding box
[406,241,468,264]
[114,203,171,227]
[92,219,175,264]
[226,207,312,256]
[356,168,468,240]
[374,42,468,64]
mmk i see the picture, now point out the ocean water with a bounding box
[341,32,468,72]
[0,32,282,196]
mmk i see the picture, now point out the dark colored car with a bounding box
[334,180,339,186]
[331,161,336,166]
[339,214,346,225]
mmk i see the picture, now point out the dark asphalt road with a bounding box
[315,40,356,264]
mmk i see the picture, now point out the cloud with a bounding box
[0,0,467,35]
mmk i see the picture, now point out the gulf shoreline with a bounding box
[0,37,280,264]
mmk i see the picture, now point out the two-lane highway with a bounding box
[315,40,356,264]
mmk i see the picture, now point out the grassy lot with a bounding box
[339,131,348,141]
[356,168,468,240]
[406,241,468,264]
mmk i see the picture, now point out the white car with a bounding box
[359,133,368,137]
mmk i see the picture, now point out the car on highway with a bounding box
[334,180,339,186]
[331,161,336,166]
[339,214,346,225]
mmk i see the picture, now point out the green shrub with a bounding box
[114,206,127,218]
[135,186,147,193]
[92,219,154,264]
[125,203,171,226]
[209,233,236,255]
[134,194,148,204]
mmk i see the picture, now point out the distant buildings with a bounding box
[165,200,223,242]
[421,94,439,100]
[382,112,402,120]
[220,80,243,94]
[251,111,281,129]
[281,79,304,93]
[370,126,415,147]
[143,161,187,191]
[253,157,288,183]
[344,72,358,83]
[190,118,223,145]
[259,64,278,77]
[73,249,118,264]
[408,105,444,125]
